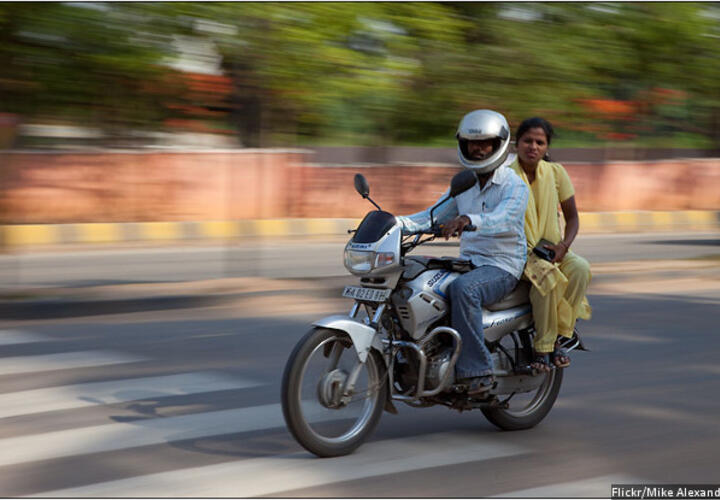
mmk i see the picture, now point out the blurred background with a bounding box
[1,1,720,228]
[2,2,720,150]
[1,3,720,498]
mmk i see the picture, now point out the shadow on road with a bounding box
[645,238,720,246]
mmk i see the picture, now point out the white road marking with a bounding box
[0,329,50,345]
[592,332,671,344]
[495,474,650,497]
[677,363,720,375]
[0,403,306,467]
[0,371,263,419]
[0,350,147,376]
[33,431,528,497]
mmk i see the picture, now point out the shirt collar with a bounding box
[478,165,505,191]
[489,154,516,186]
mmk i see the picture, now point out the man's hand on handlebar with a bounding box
[441,215,472,240]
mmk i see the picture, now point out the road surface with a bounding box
[1,231,719,288]
[0,247,719,496]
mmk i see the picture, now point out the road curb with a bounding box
[0,219,361,247]
[579,210,720,233]
[1,212,719,248]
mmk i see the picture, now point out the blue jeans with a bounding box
[447,265,518,379]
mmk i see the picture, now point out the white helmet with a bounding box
[456,109,511,174]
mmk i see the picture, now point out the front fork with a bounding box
[315,302,387,405]
[341,303,386,403]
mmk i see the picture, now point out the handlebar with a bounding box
[421,224,476,237]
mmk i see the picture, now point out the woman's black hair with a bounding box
[515,117,554,161]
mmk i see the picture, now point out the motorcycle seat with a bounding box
[406,256,474,273]
[485,280,530,311]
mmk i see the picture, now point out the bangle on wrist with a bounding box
[559,241,569,250]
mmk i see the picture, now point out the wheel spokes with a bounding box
[299,336,380,443]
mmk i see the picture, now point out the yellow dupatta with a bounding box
[511,159,591,326]
[511,159,568,297]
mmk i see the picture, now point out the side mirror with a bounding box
[354,173,382,211]
[354,173,370,198]
[449,169,477,198]
[429,169,478,226]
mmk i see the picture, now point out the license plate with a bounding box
[342,286,391,302]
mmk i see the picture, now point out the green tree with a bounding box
[3,2,720,149]
[0,3,182,142]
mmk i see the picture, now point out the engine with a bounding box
[392,334,456,395]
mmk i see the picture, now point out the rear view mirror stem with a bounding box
[354,173,382,211]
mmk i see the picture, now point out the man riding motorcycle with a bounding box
[397,110,529,396]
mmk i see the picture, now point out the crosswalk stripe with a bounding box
[0,350,147,376]
[0,329,49,345]
[32,431,527,497]
[0,403,297,467]
[0,371,263,419]
[494,474,649,497]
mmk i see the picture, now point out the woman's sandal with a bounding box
[551,343,571,368]
[529,353,552,374]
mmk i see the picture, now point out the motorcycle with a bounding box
[281,170,587,457]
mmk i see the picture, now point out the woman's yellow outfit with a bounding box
[510,159,592,353]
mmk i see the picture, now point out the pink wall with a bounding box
[0,151,304,223]
[1,151,718,224]
[565,159,720,211]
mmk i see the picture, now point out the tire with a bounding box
[481,367,563,430]
[281,327,387,457]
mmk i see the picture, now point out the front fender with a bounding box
[312,315,382,363]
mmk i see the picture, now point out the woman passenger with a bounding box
[510,117,592,371]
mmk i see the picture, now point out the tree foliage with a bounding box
[2,2,720,148]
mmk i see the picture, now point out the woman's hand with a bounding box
[545,241,568,264]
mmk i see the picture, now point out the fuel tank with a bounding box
[392,269,456,339]
[393,268,532,341]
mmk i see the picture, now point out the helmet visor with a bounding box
[459,138,502,162]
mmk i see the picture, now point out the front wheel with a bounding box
[482,367,563,430]
[281,327,387,457]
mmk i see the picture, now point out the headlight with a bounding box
[344,249,373,273]
[344,249,396,274]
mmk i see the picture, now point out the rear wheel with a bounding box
[482,367,563,430]
[281,327,387,457]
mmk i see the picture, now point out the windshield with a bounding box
[352,211,397,243]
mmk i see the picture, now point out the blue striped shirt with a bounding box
[397,162,529,279]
